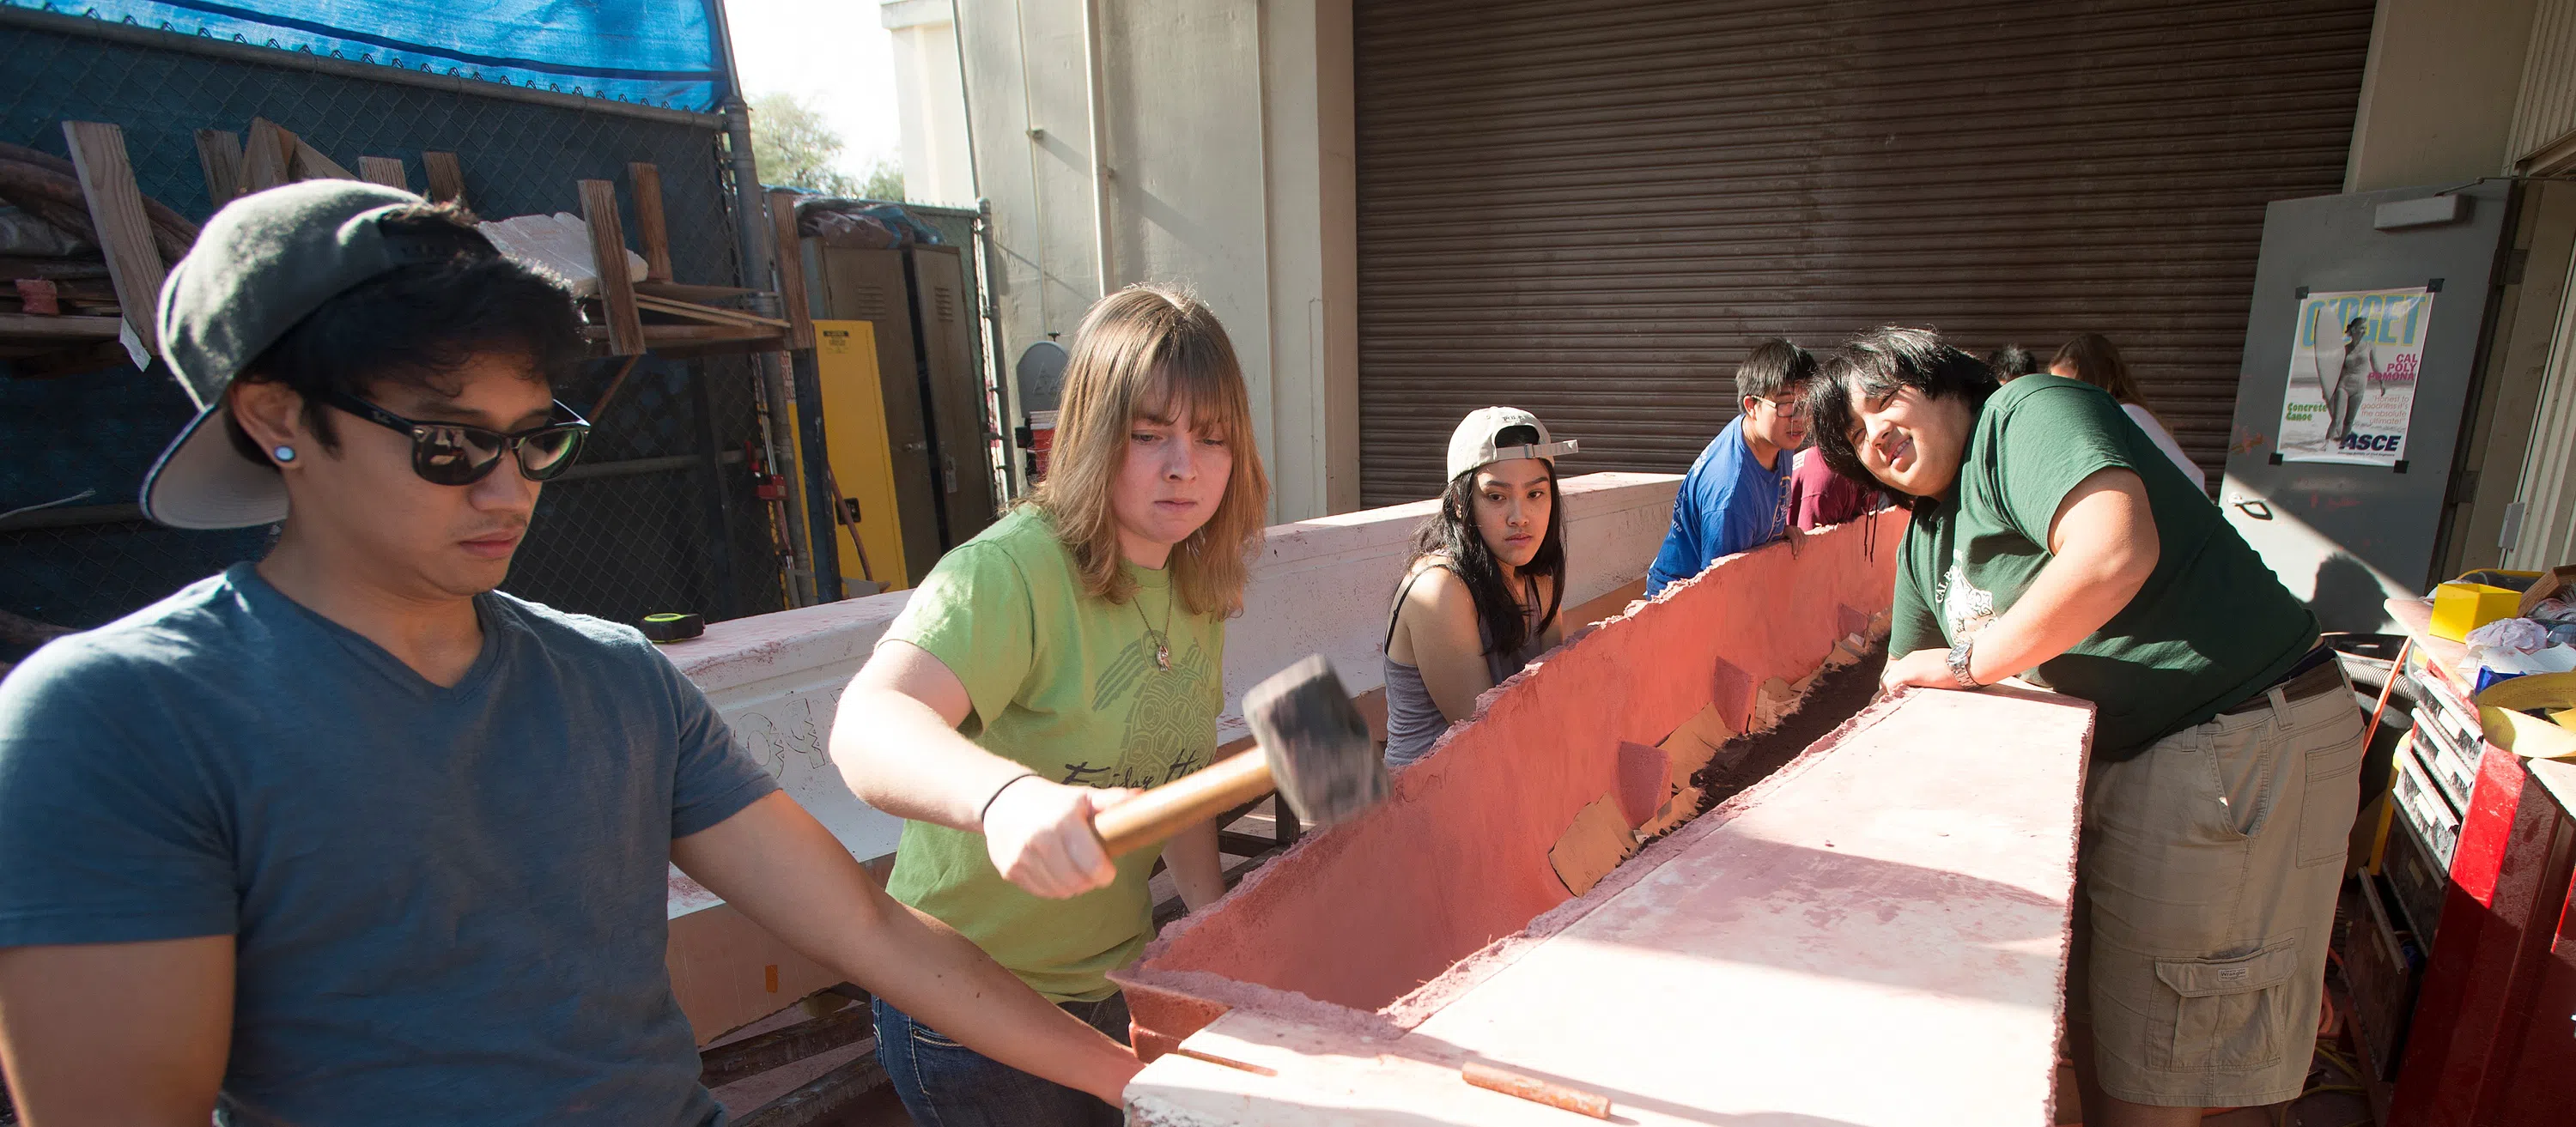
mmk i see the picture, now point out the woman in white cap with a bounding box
[1380,408,1579,767]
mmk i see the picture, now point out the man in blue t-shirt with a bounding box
[1644,339,1814,596]
[0,183,1139,1125]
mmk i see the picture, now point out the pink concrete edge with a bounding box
[2029,686,2098,1126]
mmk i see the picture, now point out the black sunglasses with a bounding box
[317,389,591,486]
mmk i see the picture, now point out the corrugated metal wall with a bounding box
[2510,0,2576,167]
[1353,0,2377,505]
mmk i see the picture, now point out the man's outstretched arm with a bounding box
[0,936,232,1125]
[671,791,1142,1104]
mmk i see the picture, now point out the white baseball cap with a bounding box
[1446,407,1578,482]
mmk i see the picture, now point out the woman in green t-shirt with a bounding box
[1808,327,2360,1127]
[829,285,1270,1125]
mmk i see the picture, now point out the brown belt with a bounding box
[2221,650,2344,716]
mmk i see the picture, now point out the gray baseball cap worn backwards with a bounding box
[141,179,482,530]
[1446,406,1578,482]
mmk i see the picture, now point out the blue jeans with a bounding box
[873,991,1129,1126]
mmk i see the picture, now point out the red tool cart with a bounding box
[2371,598,2576,1125]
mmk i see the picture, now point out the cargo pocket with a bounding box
[2152,943,2298,1072]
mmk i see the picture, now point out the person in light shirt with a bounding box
[2049,333,2207,493]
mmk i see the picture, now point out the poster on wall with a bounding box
[2274,286,2434,466]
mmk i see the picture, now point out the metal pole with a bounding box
[1079,0,1111,297]
[709,0,817,607]
[947,3,1022,501]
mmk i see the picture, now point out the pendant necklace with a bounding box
[1136,587,1174,671]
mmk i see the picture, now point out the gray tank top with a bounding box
[1381,564,1540,768]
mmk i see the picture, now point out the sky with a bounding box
[722,0,904,180]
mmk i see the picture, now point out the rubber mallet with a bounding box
[1092,655,1388,857]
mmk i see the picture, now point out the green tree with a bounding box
[747,90,862,197]
[860,155,905,203]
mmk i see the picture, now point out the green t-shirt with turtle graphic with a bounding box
[881,506,1224,1003]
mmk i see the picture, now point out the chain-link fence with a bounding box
[2,13,787,650]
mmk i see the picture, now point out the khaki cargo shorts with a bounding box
[2072,658,2365,1108]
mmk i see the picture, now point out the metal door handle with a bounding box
[2233,500,2273,521]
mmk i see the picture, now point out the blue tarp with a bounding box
[23,0,730,111]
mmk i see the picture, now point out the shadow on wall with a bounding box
[2313,553,2393,634]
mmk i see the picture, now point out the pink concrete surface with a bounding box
[1112,510,1908,1057]
[1125,686,2095,1125]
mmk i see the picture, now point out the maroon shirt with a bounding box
[1784,447,1880,530]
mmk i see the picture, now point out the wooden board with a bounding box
[194,130,244,209]
[0,312,122,340]
[766,189,816,349]
[357,157,409,191]
[241,118,295,192]
[422,151,465,206]
[629,162,673,282]
[289,141,354,182]
[636,280,761,302]
[578,179,645,356]
[636,294,790,330]
[59,121,164,353]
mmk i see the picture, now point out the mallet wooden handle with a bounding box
[1462,1062,1612,1118]
[1092,750,1273,858]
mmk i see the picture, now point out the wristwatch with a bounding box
[1946,635,1981,690]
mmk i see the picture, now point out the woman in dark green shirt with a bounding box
[1808,328,2363,1125]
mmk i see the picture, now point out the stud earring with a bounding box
[272,445,297,464]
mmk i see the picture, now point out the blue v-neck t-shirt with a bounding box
[0,564,777,1125]
[1646,416,1794,595]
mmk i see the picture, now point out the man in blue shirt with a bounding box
[0,183,1139,1125]
[1645,339,1815,596]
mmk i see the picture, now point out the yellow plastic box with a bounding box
[2430,581,2525,642]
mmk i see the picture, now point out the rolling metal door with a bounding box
[1355,0,2376,504]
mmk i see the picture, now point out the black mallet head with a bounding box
[1244,655,1388,829]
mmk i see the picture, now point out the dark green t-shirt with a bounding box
[1887,376,2318,758]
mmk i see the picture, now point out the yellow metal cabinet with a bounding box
[812,319,910,591]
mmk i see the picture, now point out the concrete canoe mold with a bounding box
[1123,682,2096,1125]
[1112,510,1916,1056]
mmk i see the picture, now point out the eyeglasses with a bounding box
[318,389,591,486]
[1753,396,1811,420]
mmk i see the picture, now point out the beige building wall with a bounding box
[880,0,976,206]
[953,0,1360,521]
[2345,0,2541,191]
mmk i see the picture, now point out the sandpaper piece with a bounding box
[1709,656,1753,734]
[1614,742,1668,829]
[1750,676,1798,732]
[1549,794,1637,897]
[1838,602,1877,640]
[1642,702,1740,837]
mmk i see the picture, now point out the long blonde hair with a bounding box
[1033,285,1270,617]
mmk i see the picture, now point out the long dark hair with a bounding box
[1809,326,2001,517]
[1406,426,1567,658]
